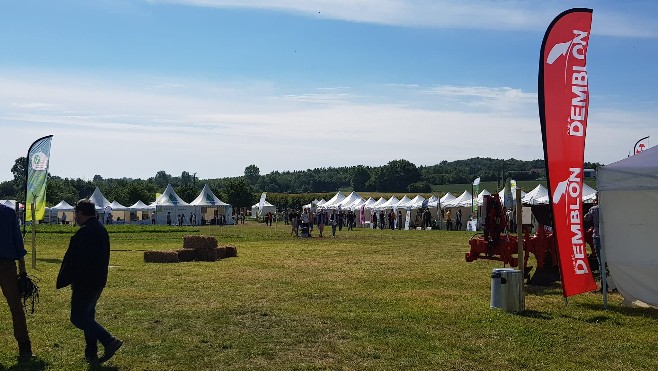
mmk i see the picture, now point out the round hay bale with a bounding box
[177,249,196,262]
[182,235,218,249]
[194,247,218,262]
[144,251,179,263]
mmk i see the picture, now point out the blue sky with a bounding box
[2,0,658,182]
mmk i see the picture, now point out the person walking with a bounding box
[0,204,33,361]
[330,210,338,238]
[57,199,123,364]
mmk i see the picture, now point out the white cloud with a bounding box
[0,70,654,182]
[147,0,658,37]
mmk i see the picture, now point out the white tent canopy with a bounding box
[337,191,364,210]
[320,191,346,209]
[370,197,387,210]
[109,200,129,211]
[598,146,658,307]
[476,189,491,206]
[251,200,276,217]
[407,195,426,209]
[429,192,455,208]
[89,187,112,209]
[155,184,189,206]
[522,184,549,205]
[443,190,473,208]
[190,184,229,207]
[129,200,153,211]
[498,187,526,206]
[394,195,412,209]
[51,200,74,210]
[375,196,400,210]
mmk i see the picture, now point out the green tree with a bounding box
[374,159,420,192]
[244,165,260,186]
[153,170,171,189]
[350,165,370,191]
[224,178,256,210]
[10,157,27,201]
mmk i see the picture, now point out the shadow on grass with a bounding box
[36,258,62,264]
[581,302,658,319]
[0,357,47,371]
[516,309,553,320]
[524,284,563,296]
[88,364,119,371]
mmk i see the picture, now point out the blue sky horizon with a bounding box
[2,1,657,182]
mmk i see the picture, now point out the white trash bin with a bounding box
[491,268,522,312]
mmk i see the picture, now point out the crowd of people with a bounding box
[280,207,469,237]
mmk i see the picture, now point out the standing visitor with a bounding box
[455,209,462,231]
[379,210,385,230]
[445,209,453,231]
[166,212,171,226]
[330,210,338,238]
[0,204,33,361]
[388,210,396,230]
[584,198,602,273]
[317,210,326,237]
[151,211,156,225]
[398,210,403,230]
[56,199,123,364]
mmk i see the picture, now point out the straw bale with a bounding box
[182,235,218,249]
[144,250,180,263]
[177,249,196,262]
[194,247,218,262]
[225,245,238,258]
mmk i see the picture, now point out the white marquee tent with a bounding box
[443,190,474,208]
[598,146,658,307]
[522,184,549,205]
[190,184,233,225]
[320,191,346,209]
[251,200,275,218]
[49,200,74,224]
[154,184,195,225]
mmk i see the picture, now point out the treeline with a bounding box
[0,157,601,210]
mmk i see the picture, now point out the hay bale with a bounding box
[194,247,218,262]
[182,235,218,249]
[177,249,196,262]
[216,247,228,259]
[144,251,179,263]
[225,246,238,258]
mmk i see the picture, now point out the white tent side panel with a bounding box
[599,189,658,307]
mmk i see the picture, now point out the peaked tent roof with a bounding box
[476,189,492,206]
[109,200,129,211]
[376,196,400,210]
[522,184,549,205]
[89,187,112,209]
[320,191,346,209]
[407,195,426,209]
[129,200,153,211]
[51,200,74,210]
[362,197,376,209]
[429,192,456,208]
[155,184,190,206]
[395,195,413,209]
[369,197,387,210]
[316,199,327,207]
[582,183,597,203]
[443,190,474,208]
[337,191,364,209]
[190,184,229,206]
[498,187,526,205]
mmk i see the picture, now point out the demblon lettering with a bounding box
[568,30,588,137]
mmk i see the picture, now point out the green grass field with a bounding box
[1,222,656,370]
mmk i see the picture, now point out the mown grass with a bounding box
[1,222,657,370]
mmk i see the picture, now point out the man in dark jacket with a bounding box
[0,204,32,361]
[57,199,122,364]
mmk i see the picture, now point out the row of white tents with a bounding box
[302,182,597,213]
[47,184,234,225]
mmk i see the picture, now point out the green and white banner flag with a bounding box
[25,135,53,222]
